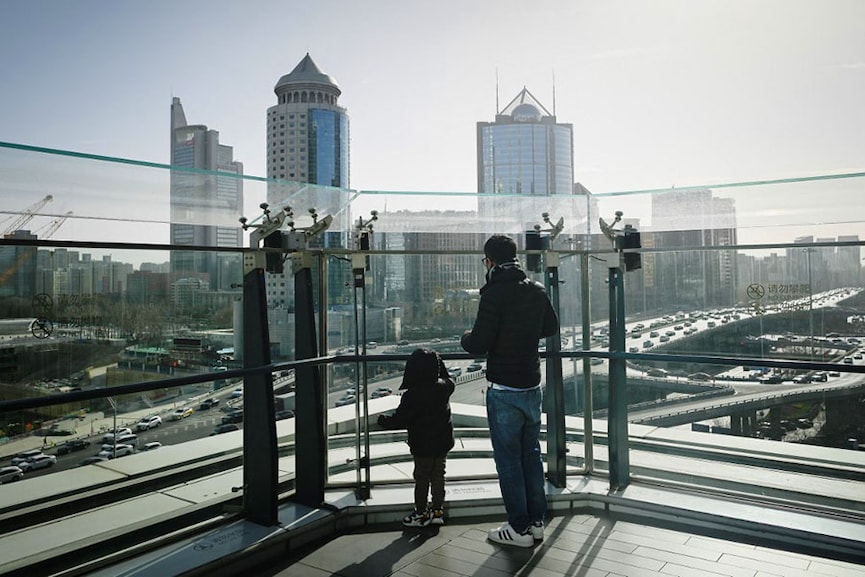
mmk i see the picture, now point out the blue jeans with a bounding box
[486,386,546,534]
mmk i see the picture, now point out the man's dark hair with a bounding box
[484,235,517,264]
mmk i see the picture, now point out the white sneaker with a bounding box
[487,523,534,548]
[530,521,544,541]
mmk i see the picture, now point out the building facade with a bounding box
[169,97,244,292]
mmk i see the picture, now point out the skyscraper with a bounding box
[476,87,578,235]
[266,53,349,188]
[169,97,244,292]
[264,54,351,313]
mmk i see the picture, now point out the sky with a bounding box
[1,1,864,245]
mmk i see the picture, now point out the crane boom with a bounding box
[2,195,54,236]
[33,211,73,238]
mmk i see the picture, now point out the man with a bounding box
[461,234,559,548]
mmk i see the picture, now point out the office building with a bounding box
[264,54,351,318]
[477,87,578,235]
[169,97,244,292]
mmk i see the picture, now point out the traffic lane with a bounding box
[22,411,230,479]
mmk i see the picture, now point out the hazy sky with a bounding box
[3,0,863,194]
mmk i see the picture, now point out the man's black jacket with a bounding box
[461,264,559,388]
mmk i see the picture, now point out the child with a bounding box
[377,348,455,527]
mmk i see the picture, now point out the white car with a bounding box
[103,427,133,444]
[135,415,162,431]
[0,466,24,483]
[98,444,135,458]
[19,454,57,471]
[11,449,43,466]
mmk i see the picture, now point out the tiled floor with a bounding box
[257,513,865,577]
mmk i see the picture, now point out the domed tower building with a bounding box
[263,54,353,334]
[267,53,349,189]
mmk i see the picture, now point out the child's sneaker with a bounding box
[402,509,431,527]
[429,508,445,525]
[530,521,544,540]
[487,523,534,548]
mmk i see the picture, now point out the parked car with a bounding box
[171,407,193,420]
[19,454,57,471]
[211,423,240,436]
[11,449,44,466]
[140,442,163,451]
[0,466,24,484]
[103,427,133,444]
[274,410,295,420]
[55,439,91,455]
[135,415,162,431]
[199,398,220,410]
[221,409,244,424]
[97,444,134,458]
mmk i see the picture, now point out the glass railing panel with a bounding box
[614,245,863,362]
[0,244,247,478]
[591,172,865,247]
[352,189,592,241]
[616,354,865,506]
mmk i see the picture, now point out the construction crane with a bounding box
[1,194,53,236]
[32,211,73,238]
[0,207,70,288]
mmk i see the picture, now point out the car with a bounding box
[466,362,484,373]
[135,415,162,431]
[77,456,109,467]
[171,407,193,420]
[103,427,133,444]
[55,439,91,455]
[792,375,812,384]
[275,410,295,420]
[0,466,24,484]
[221,409,244,424]
[19,454,57,471]
[140,442,163,451]
[11,449,44,466]
[335,395,357,407]
[230,388,243,399]
[812,372,828,382]
[199,398,220,410]
[210,423,240,436]
[447,367,462,378]
[116,433,139,447]
[370,387,393,399]
[97,444,134,458]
